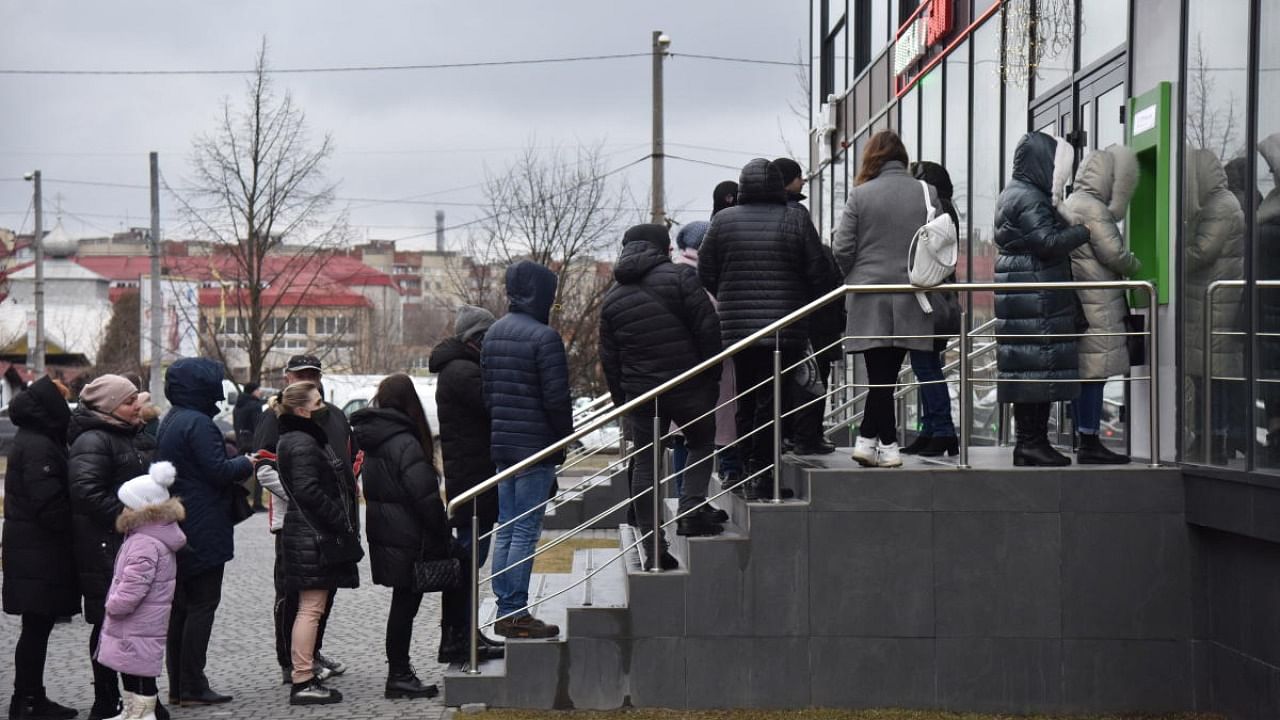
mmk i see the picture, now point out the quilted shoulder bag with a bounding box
[907,180,959,313]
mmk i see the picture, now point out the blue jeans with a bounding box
[1074,382,1105,434]
[671,437,688,497]
[454,523,493,571]
[909,350,956,437]
[716,444,742,478]
[491,464,556,618]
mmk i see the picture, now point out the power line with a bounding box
[670,52,804,68]
[665,154,744,171]
[0,53,650,77]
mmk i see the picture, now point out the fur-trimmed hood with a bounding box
[1073,145,1139,220]
[115,498,187,551]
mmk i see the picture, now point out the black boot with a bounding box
[640,541,679,571]
[917,436,960,457]
[676,513,725,537]
[384,665,438,700]
[1012,404,1069,467]
[900,434,932,455]
[744,474,794,501]
[9,691,78,720]
[791,438,836,455]
[1076,433,1130,465]
[1013,439,1071,466]
[436,626,505,664]
[85,696,120,720]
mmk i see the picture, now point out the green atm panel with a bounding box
[1126,82,1173,306]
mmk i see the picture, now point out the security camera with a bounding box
[657,34,671,49]
[22,172,33,181]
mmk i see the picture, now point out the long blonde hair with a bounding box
[270,381,318,417]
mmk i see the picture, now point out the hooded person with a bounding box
[773,157,808,209]
[480,260,573,639]
[96,462,186,720]
[155,357,254,706]
[427,305,500,564]
[1060,145,1142,465]
[712,180,738,217]
[1258,133,1280,456]
[68,374,158,720]
[599,224,725,566]
[698,158,831,497]
[1183,147,1246,462]
[4,377,80,720]
[993,131,1092,467]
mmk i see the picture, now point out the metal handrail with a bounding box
[1201,279,1280,463]
[452,279,1161,673]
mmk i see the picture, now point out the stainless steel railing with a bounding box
[446,279,1161,673]
[1201,279,1280,463]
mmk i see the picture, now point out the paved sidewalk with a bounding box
[1,511,453,720]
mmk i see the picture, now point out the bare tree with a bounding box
[1187,35,1242,160]
[453,142,631,395]
[169,39,350,385]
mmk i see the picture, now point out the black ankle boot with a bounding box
[900,434,932,455]
[1076,433,1130,465]
[1013,439,1071,467]
[917,436,960,457]
[384,666,438,699]
[86,695,121,720]
[9,691,78,720]
[437,626,505,664]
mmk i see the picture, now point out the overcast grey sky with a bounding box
[0,1,810,252]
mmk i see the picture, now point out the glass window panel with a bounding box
[1094,84,1126,151]
[945,42,971,282]
[900,89,919,160]
[1079,0,1126,69]
[971,16,1001,344]
[1183,0,1249,467]
[920,68,943,162]
[1258,0,1280,472]
[1033,0,1074,93]
[871,0,889,55]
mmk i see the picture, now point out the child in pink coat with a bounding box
[96,462,186,720]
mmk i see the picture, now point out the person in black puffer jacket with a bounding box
[68,374,157,720]
[275,382,359,707]
[600,224,723,563]
[699,158,830,492]
[428,306,499,561]
[4,376,79,720]
[994,132,1091,467]
[353,374,503,697]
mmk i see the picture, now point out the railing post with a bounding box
[772,333,783,503]
[998,402,1011,447]
[1203,283,1214,464]
[466,513,480,674]
[650,407,663,572]
[957,308,970,469]
[1148,284,1161,468]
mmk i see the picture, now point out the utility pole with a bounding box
[435,210,445,253]
[149,152,164,406]
[650,30,670,226]
[26,170,44,376]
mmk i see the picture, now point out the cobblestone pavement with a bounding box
[1,511,455,720]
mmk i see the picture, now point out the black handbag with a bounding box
[281,447,365,567]
[1124,312,1147,366]
[411,549,462,593]
[229,482,254,526]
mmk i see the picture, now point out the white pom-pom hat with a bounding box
[117,461,177,510]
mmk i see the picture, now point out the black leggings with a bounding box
[121,675,158,695]
[860,347,908,443]
[89,622,119,702]
[13,614,55,695]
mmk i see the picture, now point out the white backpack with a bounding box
[907,179,958,313]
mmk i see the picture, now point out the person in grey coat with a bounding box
[833,130,935,468]
[1183,147,1246,463]
[1060,145,1141,465]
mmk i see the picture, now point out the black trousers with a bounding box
[859,347,908,443]
[386,571,470,670]
[734,346,803,470]
[791,353,834,444]
[273,534,334,670]
[626,386,717,533]
[166,564,224,697]
[13,613,55,695]
[121,675,158,695]
[89,622,118,703]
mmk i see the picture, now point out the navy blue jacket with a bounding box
[481,261,573,467]
[157,358,253,577]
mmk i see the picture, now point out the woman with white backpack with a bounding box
[833,130,940,468]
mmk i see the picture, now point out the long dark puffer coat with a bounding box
[481,260,574,467]
[599,229,722,406]
[69,406,154,624]
[993,132,1091,404]
[428,336,498,528]
[698,158,831,348]
[351,407,449,588]
[1259,133,1280,377]
[2,377,80,617]
[277,413,361,591]
[157,358,253,579]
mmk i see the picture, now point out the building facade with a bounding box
[808,1,1278,714]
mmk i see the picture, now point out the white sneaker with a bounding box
[851,436,878,467]
[876,441,903,468]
